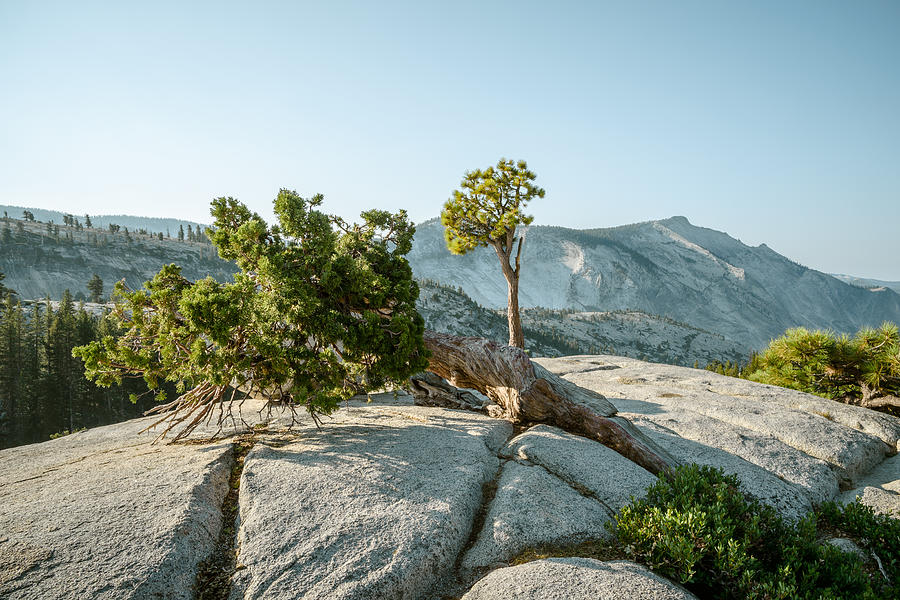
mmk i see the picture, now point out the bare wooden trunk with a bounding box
[423,330,679,475]
[505,275,524,348]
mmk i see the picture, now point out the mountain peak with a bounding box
[657,215,692,226]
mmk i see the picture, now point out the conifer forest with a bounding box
[0,290,166,449]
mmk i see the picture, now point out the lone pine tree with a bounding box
[441,158,544,348]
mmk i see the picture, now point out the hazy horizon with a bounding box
[2,1,898,279]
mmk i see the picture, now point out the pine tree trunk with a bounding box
[506,274,524,348]
[422,330,679,475]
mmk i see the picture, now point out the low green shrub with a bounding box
[817,499,900,587]
[612,464,895,599]
[49,427,87,439]
[747,323,900,415]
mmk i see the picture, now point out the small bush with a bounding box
[747,323,900,415]
[817,499,900,587]
[612,464,895,599]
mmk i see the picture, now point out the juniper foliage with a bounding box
[74,190,429,440]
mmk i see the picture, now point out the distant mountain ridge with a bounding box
[0,204,207,236]
[409,216,900,352]
[831,274,900,295]
[3,206,897,361]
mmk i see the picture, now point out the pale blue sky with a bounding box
[2,1,898,278]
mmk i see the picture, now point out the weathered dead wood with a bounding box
[423,330,680,475]
[864,396,900,409]
[410,372,495,412]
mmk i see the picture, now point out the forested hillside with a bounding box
[417,280,746,365]
[0,213,235,300]
[0,205,207,239]
[0,292,167,449]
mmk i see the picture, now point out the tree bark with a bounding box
[492,239,524,348]
[505,275,524,348]
[423,330,679,476]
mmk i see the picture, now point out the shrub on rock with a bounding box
[614,464,896,599]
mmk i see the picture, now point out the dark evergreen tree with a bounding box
[87,274,104,303]
[0,297,25,446]
[0,270,12,299]
[0,295,169,449]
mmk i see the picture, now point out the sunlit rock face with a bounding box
[3,364,898,599]
[408,216,900,352]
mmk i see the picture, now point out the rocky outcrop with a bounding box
[840,453,900,517]
[2,357,899,599]
[0,418,233,599]
[415,281,747,366]
[0,218,234,301]
[460,461,613,572]
[228,401,512,600]
[460,559,699,600]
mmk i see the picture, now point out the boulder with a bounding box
[228,400,512,600]
[635,410,839,506]
[460,558,698,600]
[460,461,613,572]
[502,424,656,512]
[540,356,897,486]
[0,417,233,600]
[840,453,900,517]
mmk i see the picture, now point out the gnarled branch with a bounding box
[422,330,679,475]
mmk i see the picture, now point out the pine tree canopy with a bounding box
[441,158,544,256]
[73,189,430,441]
[749,322,900,412]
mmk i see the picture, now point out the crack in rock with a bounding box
[194,439,255,600]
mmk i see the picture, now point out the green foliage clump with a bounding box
[74,190,429,440]
[817,499,900,587]
[614,464,893,599]
[49,427,87,439]
[747,323,900,412]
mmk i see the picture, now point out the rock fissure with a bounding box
[458,459,508,571]
[556,365,622,377]
[7,442,148,485]
[194,438,255,600]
